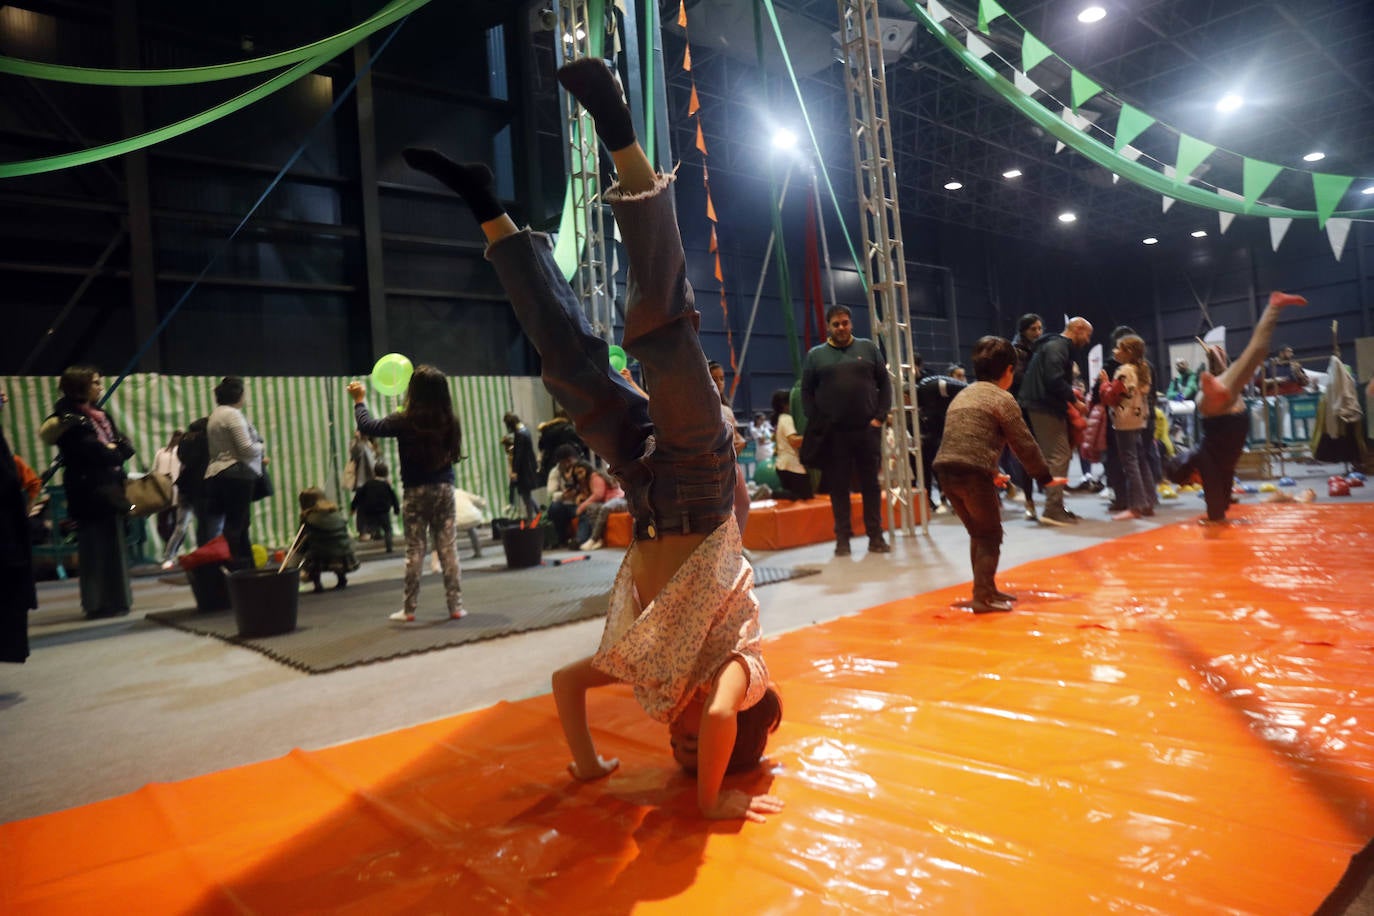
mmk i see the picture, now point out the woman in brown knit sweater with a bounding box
[934,337,1066,613]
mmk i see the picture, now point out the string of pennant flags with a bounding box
[677,0,740,394]
[908,0,1374,260]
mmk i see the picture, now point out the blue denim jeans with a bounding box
[486,176,734,541]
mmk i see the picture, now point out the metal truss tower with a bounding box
[835,0,926,535]
[556,0,614,342]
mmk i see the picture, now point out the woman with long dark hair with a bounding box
[348,365,465,623]
[40,366,134,618]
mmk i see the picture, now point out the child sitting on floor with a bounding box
[298,487,360,592]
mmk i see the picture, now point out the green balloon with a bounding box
[753,457,782,490]
[608,345,627,373]
[371,353,413,397]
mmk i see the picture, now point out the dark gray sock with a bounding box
[556,58,636,152]
[402,148,503,223]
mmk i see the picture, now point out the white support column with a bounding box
[836,0,926,536]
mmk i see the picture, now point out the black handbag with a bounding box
[252,467,274,502]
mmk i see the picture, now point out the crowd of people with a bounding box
[1,48,1360,831]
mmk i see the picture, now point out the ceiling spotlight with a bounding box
[1078,6,1106,24]
[1142,237,1159,245]
[1002,168,1023,179]
[1302,151,1326,162]
[1191,230,1207,238]
[1362,186,1374,195]
[944,180,963,190]
[1215,93,1243,113]
[772,128,798,150]
[1057,212,1077,223]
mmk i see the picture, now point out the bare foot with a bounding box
[1269,290,1308,308]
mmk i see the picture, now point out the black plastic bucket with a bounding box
[186,563,232,612]
[501,525,544,569]
[227,568,299,638]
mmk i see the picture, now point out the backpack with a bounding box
[177,418,210,496]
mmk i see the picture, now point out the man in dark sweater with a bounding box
[800,305,892,556]
[1018,316,1093,526]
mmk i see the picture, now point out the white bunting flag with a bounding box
[1119,145,1143,162]
[1013,69,1039,96]
[1162,196,1176,214]
[1269,217,1292,252]
[1217,189,1242,235]
[965,32,994,60]
[927,0,951,23]
[1326,218,1352,261]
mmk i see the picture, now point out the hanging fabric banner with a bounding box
[1313,173,1355,228]
[1113,104,1153,152]
[1242,158,1284,208]
[1021,30,1053,72]
[1326,218,1352,261]
[1174,135,1216,183]
[1269,218,1293,252]
[977,0,1007,34]
[1070,70,1103,110]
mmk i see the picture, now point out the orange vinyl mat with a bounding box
[4,504,1373,914]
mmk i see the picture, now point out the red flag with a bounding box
[803,189,825,349]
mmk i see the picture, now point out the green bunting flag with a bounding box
[1021,32,1053,73]
[1070,70,1103,110]
[1112,104,1154,152]
[977,0,1007,34]
[1174,134,1216,182]
[1312,173,1355,228]
[1242,158,1284,208]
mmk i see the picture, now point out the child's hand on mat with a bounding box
[567,755,619,781]
[1048,477,1069,488]
[702,789,785,823]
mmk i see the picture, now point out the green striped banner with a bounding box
[1,374,552,553]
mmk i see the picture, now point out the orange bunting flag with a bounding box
[721,291,738,374]
[709,225,718,253]
[689,84,701,116]
[683,44,692,71]
[705,191,717,222]
[714,253,723,282]
[678,0,687,27]
[695,121,707,154]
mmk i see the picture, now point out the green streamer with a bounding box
[1070,70,1103,110]
[977,0,1007,34]
[0,0,429,86]
[0,51,333,178]
[1113,104,1153,152]
[1174,134,1216,182]
[1313,173,1355,228]
[759,0,865,295]
[1242,158,1283,207]
[756,0,801,377]
[1022,32,1053,72]
[642,0,657,167]
[902,0,1374,221]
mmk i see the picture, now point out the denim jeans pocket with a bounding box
[672,452,730,504]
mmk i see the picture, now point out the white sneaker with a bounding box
[580,538,603,550]
[389,610,415,622]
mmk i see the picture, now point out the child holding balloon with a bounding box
[403,57,783,822]
[347,362,465,623]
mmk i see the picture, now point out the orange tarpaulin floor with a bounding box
[5,504,1373,913]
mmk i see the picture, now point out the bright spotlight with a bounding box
[1002,168,1022,179]
[772,128,798,151]
[1362,186,1374,195]
[1215,93,1243,113]
[1057,212,1077,223]
[1078,6,1106,23]
[1191,230,1207,238]
[944,180,963,190]
[1302,151,1326,162]
[1142,237,1158,245]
